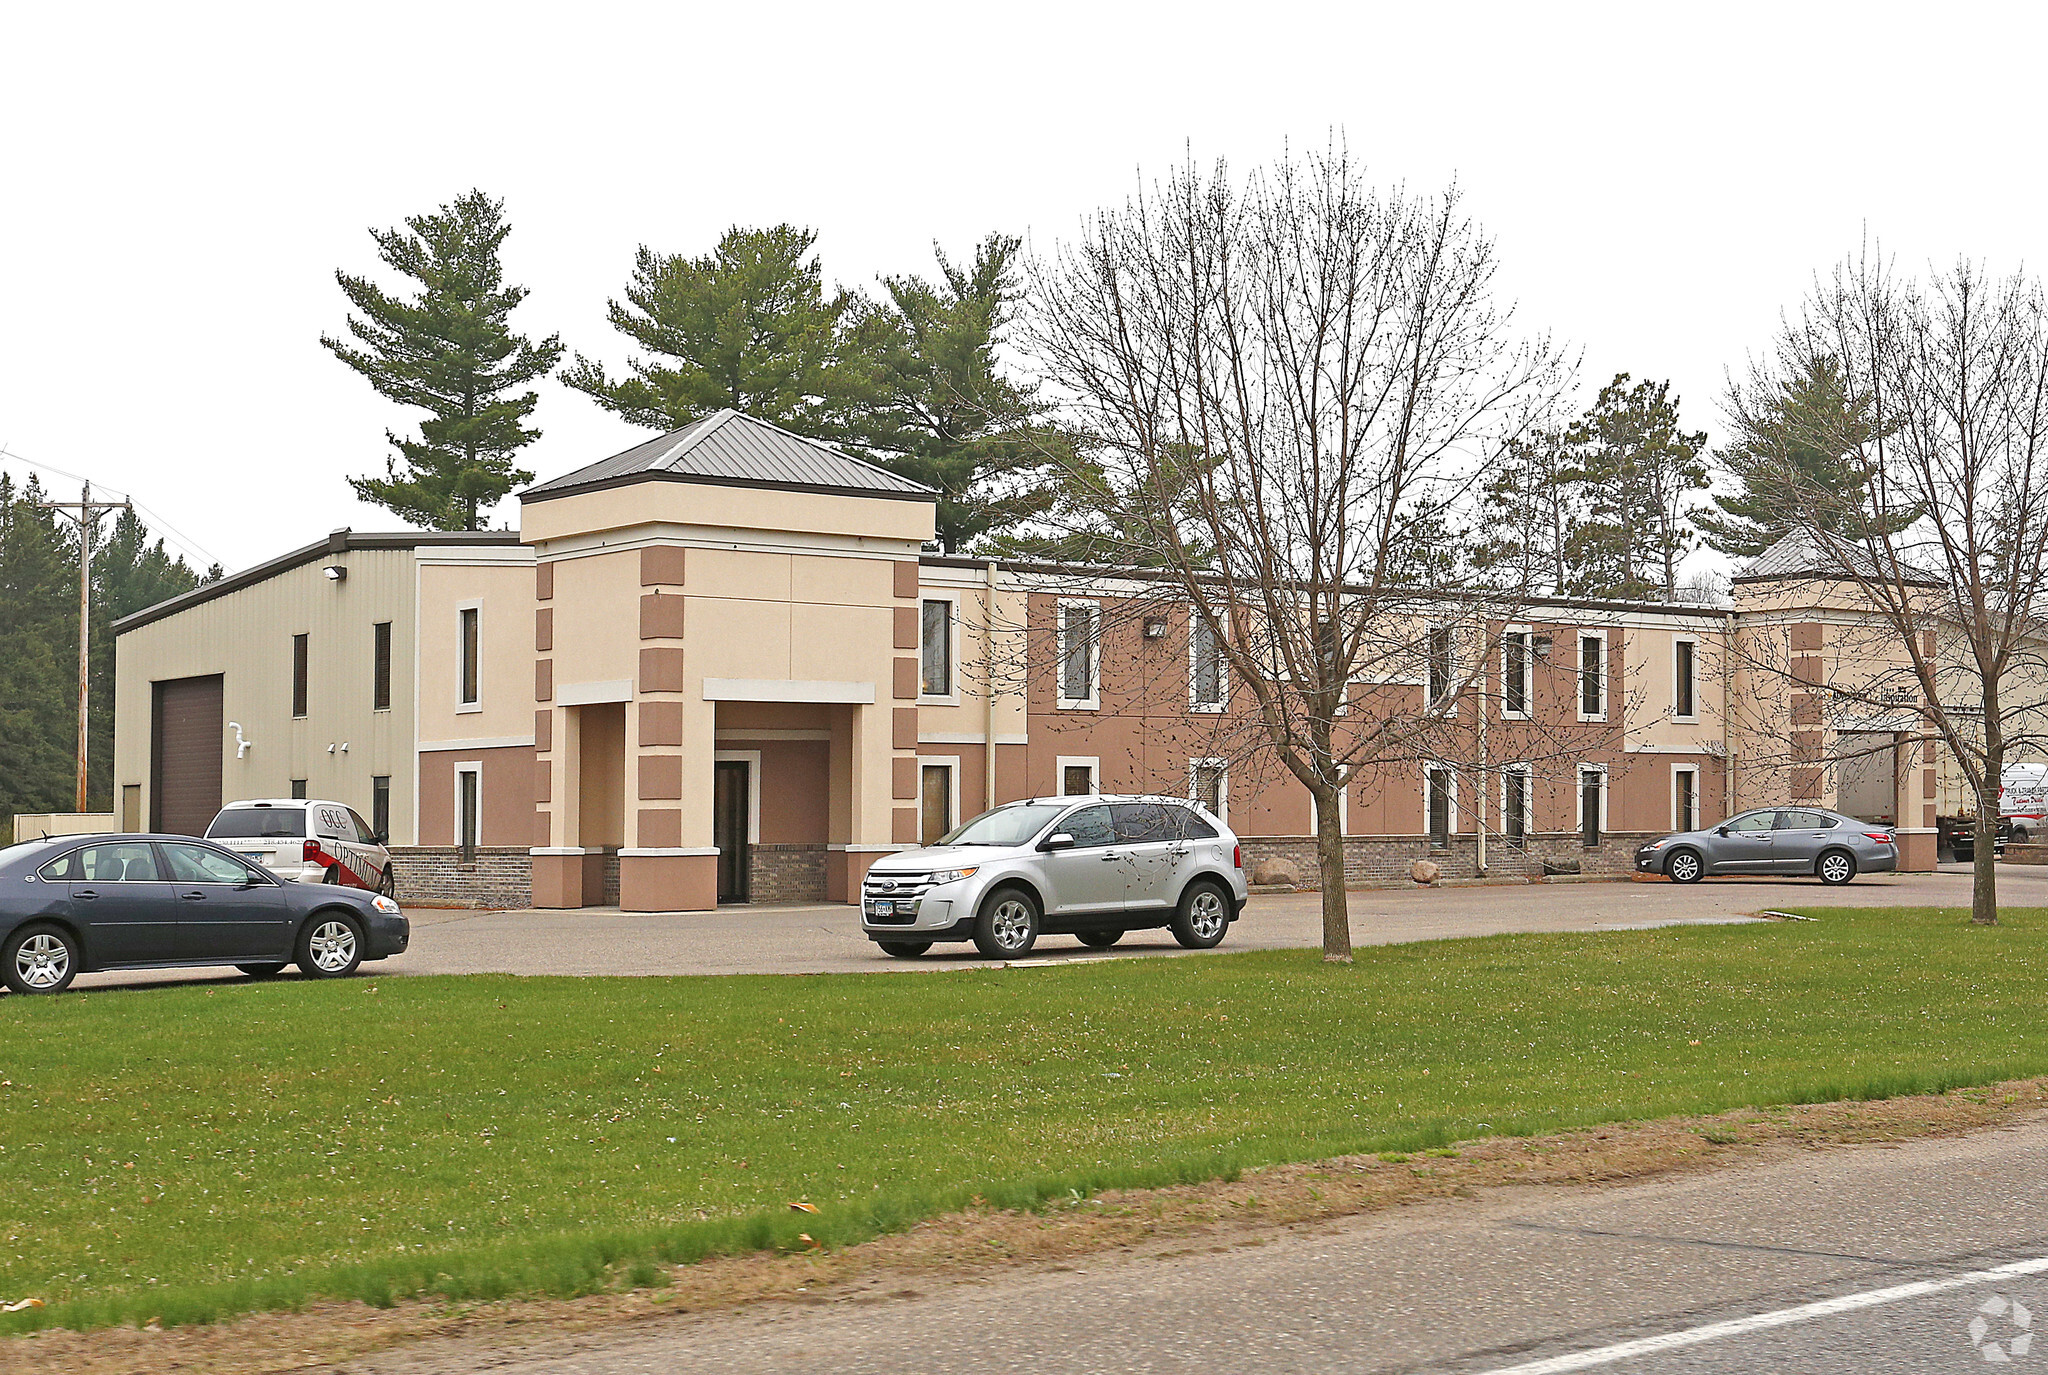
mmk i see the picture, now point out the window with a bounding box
[206,806,305,839]
[373,621,393,712]
[290,779,307,800]
[347,808,376,844]
[458,607,480,708]
[1190,759,1227,821]
[456,765,481,851]
[1673,638,1696,719]
[1059,805,1117,847]
[292,633,309,717]
[1725,810,1776,834]
[1777,809,1836,830]
[1176,806,1219,839]
[160,843,260,885]
[920,599,953,698]
[371,776,390,843]
[1579,766,1606,848]
[1503,630,1530,718]
[1428,626,1455,704]
[1113,802,1181,843]
[120,784,140,832]
[1504,766,1531,848]
[1579,633,1606,719]
[75,843,159,882]
[1674,765,1699,833]
[920,762,955,846]
[1190,615,1224,710]
[1057,600,1099,708]
[1427,767,1453,849]
[1058,757,1099,796]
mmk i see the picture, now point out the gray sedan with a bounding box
[1636,808,1898,885]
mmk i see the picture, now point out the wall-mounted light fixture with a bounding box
[1143,617,1167,639]
[322,564,348,582]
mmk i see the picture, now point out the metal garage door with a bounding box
[1836,730,1898,825]
[151,674,223,836]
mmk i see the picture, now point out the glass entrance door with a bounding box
[714,760,749,902]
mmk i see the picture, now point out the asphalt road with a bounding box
[67,863,2048,989]
[346,1115,2048,1375]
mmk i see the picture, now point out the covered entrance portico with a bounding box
[518,409,937,914]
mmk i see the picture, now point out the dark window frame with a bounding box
[292,632,309,718]
[457,607,480,707]
[1674,638,1696,719]
[371,775,391,842]
[920,599,952,698]
[1504,631,1530,717]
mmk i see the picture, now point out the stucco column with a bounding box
[620,548,718,911]
[1894,732,1938,873]
[532,702,587,908]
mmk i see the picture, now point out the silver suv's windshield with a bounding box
[939,803,1067,847]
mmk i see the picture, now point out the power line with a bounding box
[0,444,231,572]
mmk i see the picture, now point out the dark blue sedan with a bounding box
[0,833,408,994]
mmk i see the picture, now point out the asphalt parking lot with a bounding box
[65,862,2048,989]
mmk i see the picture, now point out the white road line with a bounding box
[1473,1253,2048,1373]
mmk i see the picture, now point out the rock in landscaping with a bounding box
[1250,857,1303,886]
[1410,859,1442,885]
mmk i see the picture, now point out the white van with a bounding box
[2005,764,2048,843]
[203,799,395,895]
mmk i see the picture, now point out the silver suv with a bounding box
[861,795,1248,959]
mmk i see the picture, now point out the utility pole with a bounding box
[40,482,132,813]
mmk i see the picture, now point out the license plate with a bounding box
[240,852,267,861]
[869,900,898,916]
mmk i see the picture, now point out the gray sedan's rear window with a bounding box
[206,807,306,839]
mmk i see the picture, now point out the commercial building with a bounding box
[113,411,1944,908]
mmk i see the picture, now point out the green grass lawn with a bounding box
[4,905,2046,1333]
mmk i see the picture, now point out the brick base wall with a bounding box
[1239,832,1658,888]
[389,846,534,909]
[749,843,828,903]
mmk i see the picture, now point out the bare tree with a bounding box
[1026,147,1570,960]
[1728,250,2048,924]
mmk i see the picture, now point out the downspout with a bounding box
[985,561,1000,811]
[1475,627,1487,875]
[1721,609,1736,819]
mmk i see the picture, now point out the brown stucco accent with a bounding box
[892,806,918,843]
[892,657,918,700]
[891,755,918,800]
[1791,766,1823,799]
[641,546,686,587]
[534,759,550,804]
[1792,656,1823,685]
[621,853,716,912]
[534,709,552,752]
[1791,693,1822,725]
[893,605,918,649]
[1791,731,1822,762]
[892,707,918,750]
[535,607,553,652]
[1923,767,1937,799]
[639,754,683,799]
[639,700,684,745]
[640,647,685,693]
[1898,830,1937,872]
[536,659,553,701]
[637,808,682,848]
[718,738,830,842]
[827,849,884,904]
[893,561,918,599]
[1790,622,1823,651]
[640,592,686,639]
[417,744,540,847]
[535,561,553,600]
[531,853,582,908]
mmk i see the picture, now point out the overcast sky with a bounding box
[3,1,2040,575]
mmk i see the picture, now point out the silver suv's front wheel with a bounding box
[973,887,1040,959]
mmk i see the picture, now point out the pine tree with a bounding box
[562,225,860,436]
[1558,374,1709,599]
[845,235,1064,552]
[1471,428,1576,593]
[1696,354,1906,559]
[0,474,82,819]
[324,190,563,530]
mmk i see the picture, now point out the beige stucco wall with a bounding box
[113,546,417,837]
[415,552,539,748]
[520,482,934,547]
